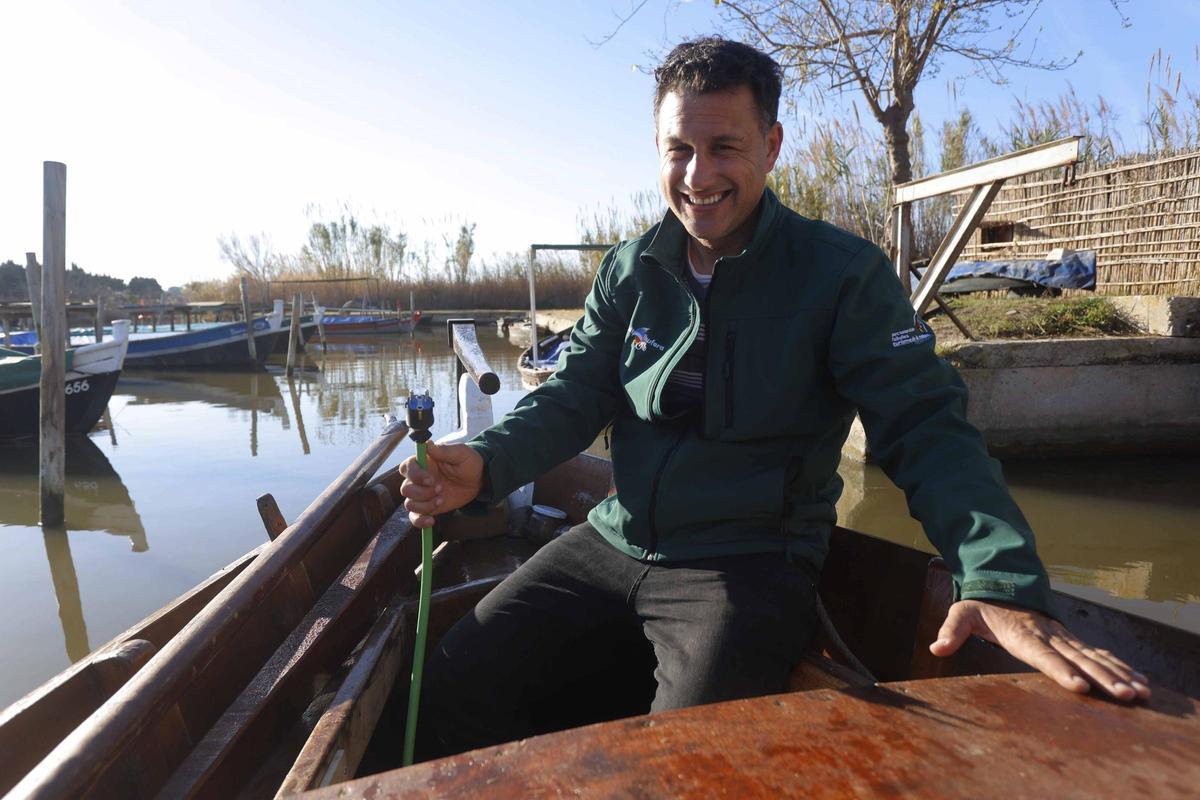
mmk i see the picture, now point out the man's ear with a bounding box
[765,121,783,170]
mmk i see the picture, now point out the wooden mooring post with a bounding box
[286,293,302,376]
[312,292,326,349]
[25,252,43,352]
[40,161,67,527]
[94,293,105,343]
[240,277,258,364]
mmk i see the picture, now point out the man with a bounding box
[401,37,1148,758]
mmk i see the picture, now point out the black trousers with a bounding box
[419,523,818,759]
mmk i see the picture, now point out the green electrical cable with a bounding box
[402,391,435,766]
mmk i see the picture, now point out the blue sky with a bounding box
[1,1,1196,288]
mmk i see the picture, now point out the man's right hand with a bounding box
[398,442,485,528]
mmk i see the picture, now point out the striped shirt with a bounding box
[660,255,711,417]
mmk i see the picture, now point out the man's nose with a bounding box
[684,151,712,188]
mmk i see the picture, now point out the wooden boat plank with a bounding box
[11,423,409,800]
[159,511,421,799]
[0,639,154,796]
[280,575,510,795]
[296,673,1200,799]
[0,548,262,795]
[165,475,405,770]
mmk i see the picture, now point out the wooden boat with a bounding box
[502,319,551,348]
[6,303,286,370]
[0,320,130,439]
[319,304,419,336]
[119,301,285,369]
[3,322,1198,799]
[517,327,571,389]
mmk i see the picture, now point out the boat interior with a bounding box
[3,321,1197,799]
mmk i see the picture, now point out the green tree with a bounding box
[0,260,26,301]
[128,276,163,301]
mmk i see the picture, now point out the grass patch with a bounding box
[930,296,1141,343]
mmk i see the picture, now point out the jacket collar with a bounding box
[640,188,782,276]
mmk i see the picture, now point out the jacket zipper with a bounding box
[647,425,688,556]
[644,252,711,554]
[645,271,700,417]
[723,331,736,427]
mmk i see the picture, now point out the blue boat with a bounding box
[8,301,285,370]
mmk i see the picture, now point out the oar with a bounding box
[401,391,435,766]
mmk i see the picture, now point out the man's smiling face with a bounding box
[656,85,782,264]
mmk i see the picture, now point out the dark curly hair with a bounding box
[653,37,783,130]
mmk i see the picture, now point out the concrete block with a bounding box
[1110,296,1200,337]
[845,336,1200,459]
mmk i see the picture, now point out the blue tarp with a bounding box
[944,250,1096,291]
[531,337,571,368]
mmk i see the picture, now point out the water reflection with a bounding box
[41,528,90,661]
[0,435,147,550]
[0,435,150,664]
[837,454,1200,612]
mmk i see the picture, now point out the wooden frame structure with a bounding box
[526,243,612,363]
[892,137,1082,318]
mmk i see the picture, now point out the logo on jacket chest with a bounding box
[628,326,666,353]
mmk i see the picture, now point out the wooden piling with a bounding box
[40,161,67,527]
[1,315,11,346]
[286,293,302,376]
[94,294,104,343]
[25,253,43,351]
[240,277,258,364]
[312,293,327,349]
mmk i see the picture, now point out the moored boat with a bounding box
[319,306,420,336]
[120,300,285,369]
[6,303,286,370]
[3,322,1197,799]
[0,320,130,439]
[517,327,572,389]
[502,318,549,347]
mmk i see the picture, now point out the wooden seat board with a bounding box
[295,673,1200,800]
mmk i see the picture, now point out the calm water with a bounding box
[0,326,1197,707]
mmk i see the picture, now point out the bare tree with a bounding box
[217,233,279,282]
[718,0,1085,187]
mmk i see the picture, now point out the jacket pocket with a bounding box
[721,313,833,440]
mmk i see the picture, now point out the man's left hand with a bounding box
[930,600,1151,702]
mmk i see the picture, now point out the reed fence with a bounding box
[956,149,1200,296]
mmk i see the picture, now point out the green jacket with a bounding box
[469,189,1052,615]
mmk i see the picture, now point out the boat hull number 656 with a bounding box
[64,380,90,395]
